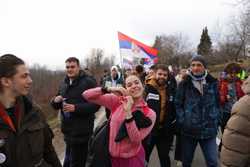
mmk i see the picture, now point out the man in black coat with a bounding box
[51,57,100,167]
[144,64,177,167]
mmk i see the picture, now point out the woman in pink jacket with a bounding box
[83,75,156,167]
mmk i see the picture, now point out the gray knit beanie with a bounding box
[191,56,207,68]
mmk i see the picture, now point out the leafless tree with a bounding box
[84,48,115,84]
[153,33,193,67]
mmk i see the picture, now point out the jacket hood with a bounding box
[146,77,158,88]
[242,76,250,94]
[145,75,155,85]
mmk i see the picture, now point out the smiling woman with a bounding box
[83,75,156,167]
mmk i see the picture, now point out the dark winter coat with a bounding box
[0,96,61,167]
[51,71,100,144]
[175,74,221,139]
[144,76,177,136]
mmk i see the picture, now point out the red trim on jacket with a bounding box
[219,79,245,105]
[0,102,21,132]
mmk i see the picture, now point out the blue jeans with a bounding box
[182,136,218,167]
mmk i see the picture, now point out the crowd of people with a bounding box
[0,53,249,167]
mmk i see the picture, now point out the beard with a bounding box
[156,78,166,86]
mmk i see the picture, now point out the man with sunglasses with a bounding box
[51,57,100,167]
[175,56,220,167]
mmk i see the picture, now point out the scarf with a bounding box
[188,69,208,95]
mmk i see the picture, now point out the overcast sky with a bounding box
[0,0,238,69]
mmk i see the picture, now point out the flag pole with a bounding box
[118,31,125,80]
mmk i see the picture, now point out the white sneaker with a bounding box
[176,160,182,167]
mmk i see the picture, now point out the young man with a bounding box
[175,56,220,167]
[144,64,177,167]
[0,54,61,167]
[51,57,99,167]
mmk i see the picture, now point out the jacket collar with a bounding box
[64,70,86,85]
[0,96,33,132]
[185,73,217,84]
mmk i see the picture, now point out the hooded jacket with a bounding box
[220,76,250,167]
[144,75,177,136]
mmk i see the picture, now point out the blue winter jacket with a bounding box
[175,74,221,139]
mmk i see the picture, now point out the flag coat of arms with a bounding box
[118,32,158,69]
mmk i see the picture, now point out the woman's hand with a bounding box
[108,87,128,96]
[122,96,134,119]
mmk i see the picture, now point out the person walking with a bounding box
[144,64,177,167]
[83,74,156,167]
[51,57,100,167]
[0,54,61,167]
[175,56,221,167]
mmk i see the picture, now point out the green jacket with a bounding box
[237,70,247,80]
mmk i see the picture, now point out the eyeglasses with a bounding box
[66,65,76,69]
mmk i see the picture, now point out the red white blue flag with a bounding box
[118,32,158,69]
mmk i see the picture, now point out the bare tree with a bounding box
[153,33,193,66]
[84,48,115,84]
[29,64,64,119]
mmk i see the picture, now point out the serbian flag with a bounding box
[118,32,158,69]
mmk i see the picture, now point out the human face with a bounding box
[125,75,144,99]
[9,65,32,97]
[227,72,237,81]
[65,61,80,79]
[111,69,118,79]
[125,69,132,76]
[155,69,168,86]
[191,61,205,75]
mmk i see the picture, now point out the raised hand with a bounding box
[121,96,134,119]
[108,87,128,96]
[54,95,63,103]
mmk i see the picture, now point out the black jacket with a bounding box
[0,96,61,167]
[51,71,100,144]
[144,76,177,136]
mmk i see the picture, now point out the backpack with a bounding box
[85,120,111,167]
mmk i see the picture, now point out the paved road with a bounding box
[55,108,221,166]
